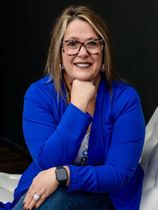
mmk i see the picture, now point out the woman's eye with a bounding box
[67,40,78,47]
[87,41,98,47]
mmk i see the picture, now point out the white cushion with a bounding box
[0,172,21,203]
[140,107,158,173]
[140,107,158,210]
[140,145,158,210]
[140,188,158,210]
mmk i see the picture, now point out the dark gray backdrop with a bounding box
[1,0,158,148]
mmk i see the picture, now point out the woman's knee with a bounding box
[37,187,71,210]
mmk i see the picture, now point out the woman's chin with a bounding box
[64,72,99,83]
[72,74,95,81]
[75,73,100,82]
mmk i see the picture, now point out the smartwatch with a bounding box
[55,166,68,186]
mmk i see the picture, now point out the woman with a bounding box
[3,4,145,210]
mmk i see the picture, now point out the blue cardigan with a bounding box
[0,75,145,210]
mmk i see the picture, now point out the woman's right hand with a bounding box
[23,167,59,210]
[70,79,96,112]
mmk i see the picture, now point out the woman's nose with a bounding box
[77,45,89,57]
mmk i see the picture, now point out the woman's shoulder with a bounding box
[110,79,142,114]
[24,75,56,99]
[27,75,54,89]
[111,79,140,100]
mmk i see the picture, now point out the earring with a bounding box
[59,64,64,71]
[101,64,105,72]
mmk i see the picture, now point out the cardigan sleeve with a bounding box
[23,83,92,169]
[67,86,145,193]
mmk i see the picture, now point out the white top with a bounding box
[74,132,90,165]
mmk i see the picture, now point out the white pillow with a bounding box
[140,144,158,210]
[0,172,21,203]
[140,107,158,210]
[140,107,158,173]
[140,188,158,210]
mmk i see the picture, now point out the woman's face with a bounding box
[62,19,103,84]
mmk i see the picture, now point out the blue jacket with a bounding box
[0,75,145,210]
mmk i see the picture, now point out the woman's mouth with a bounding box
[74,63,92,68]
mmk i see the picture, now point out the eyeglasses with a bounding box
[62,38,104,56]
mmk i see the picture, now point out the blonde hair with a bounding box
[45,5,117,94]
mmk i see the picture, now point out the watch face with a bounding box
[57,168,67,181]
[56,167,68,184]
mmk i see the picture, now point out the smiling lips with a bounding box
[74,62,92,68]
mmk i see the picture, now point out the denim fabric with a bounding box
[12,187,114,210]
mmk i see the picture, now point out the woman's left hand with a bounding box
[23,167,58,210]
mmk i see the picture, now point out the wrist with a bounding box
[71,101,87,113]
